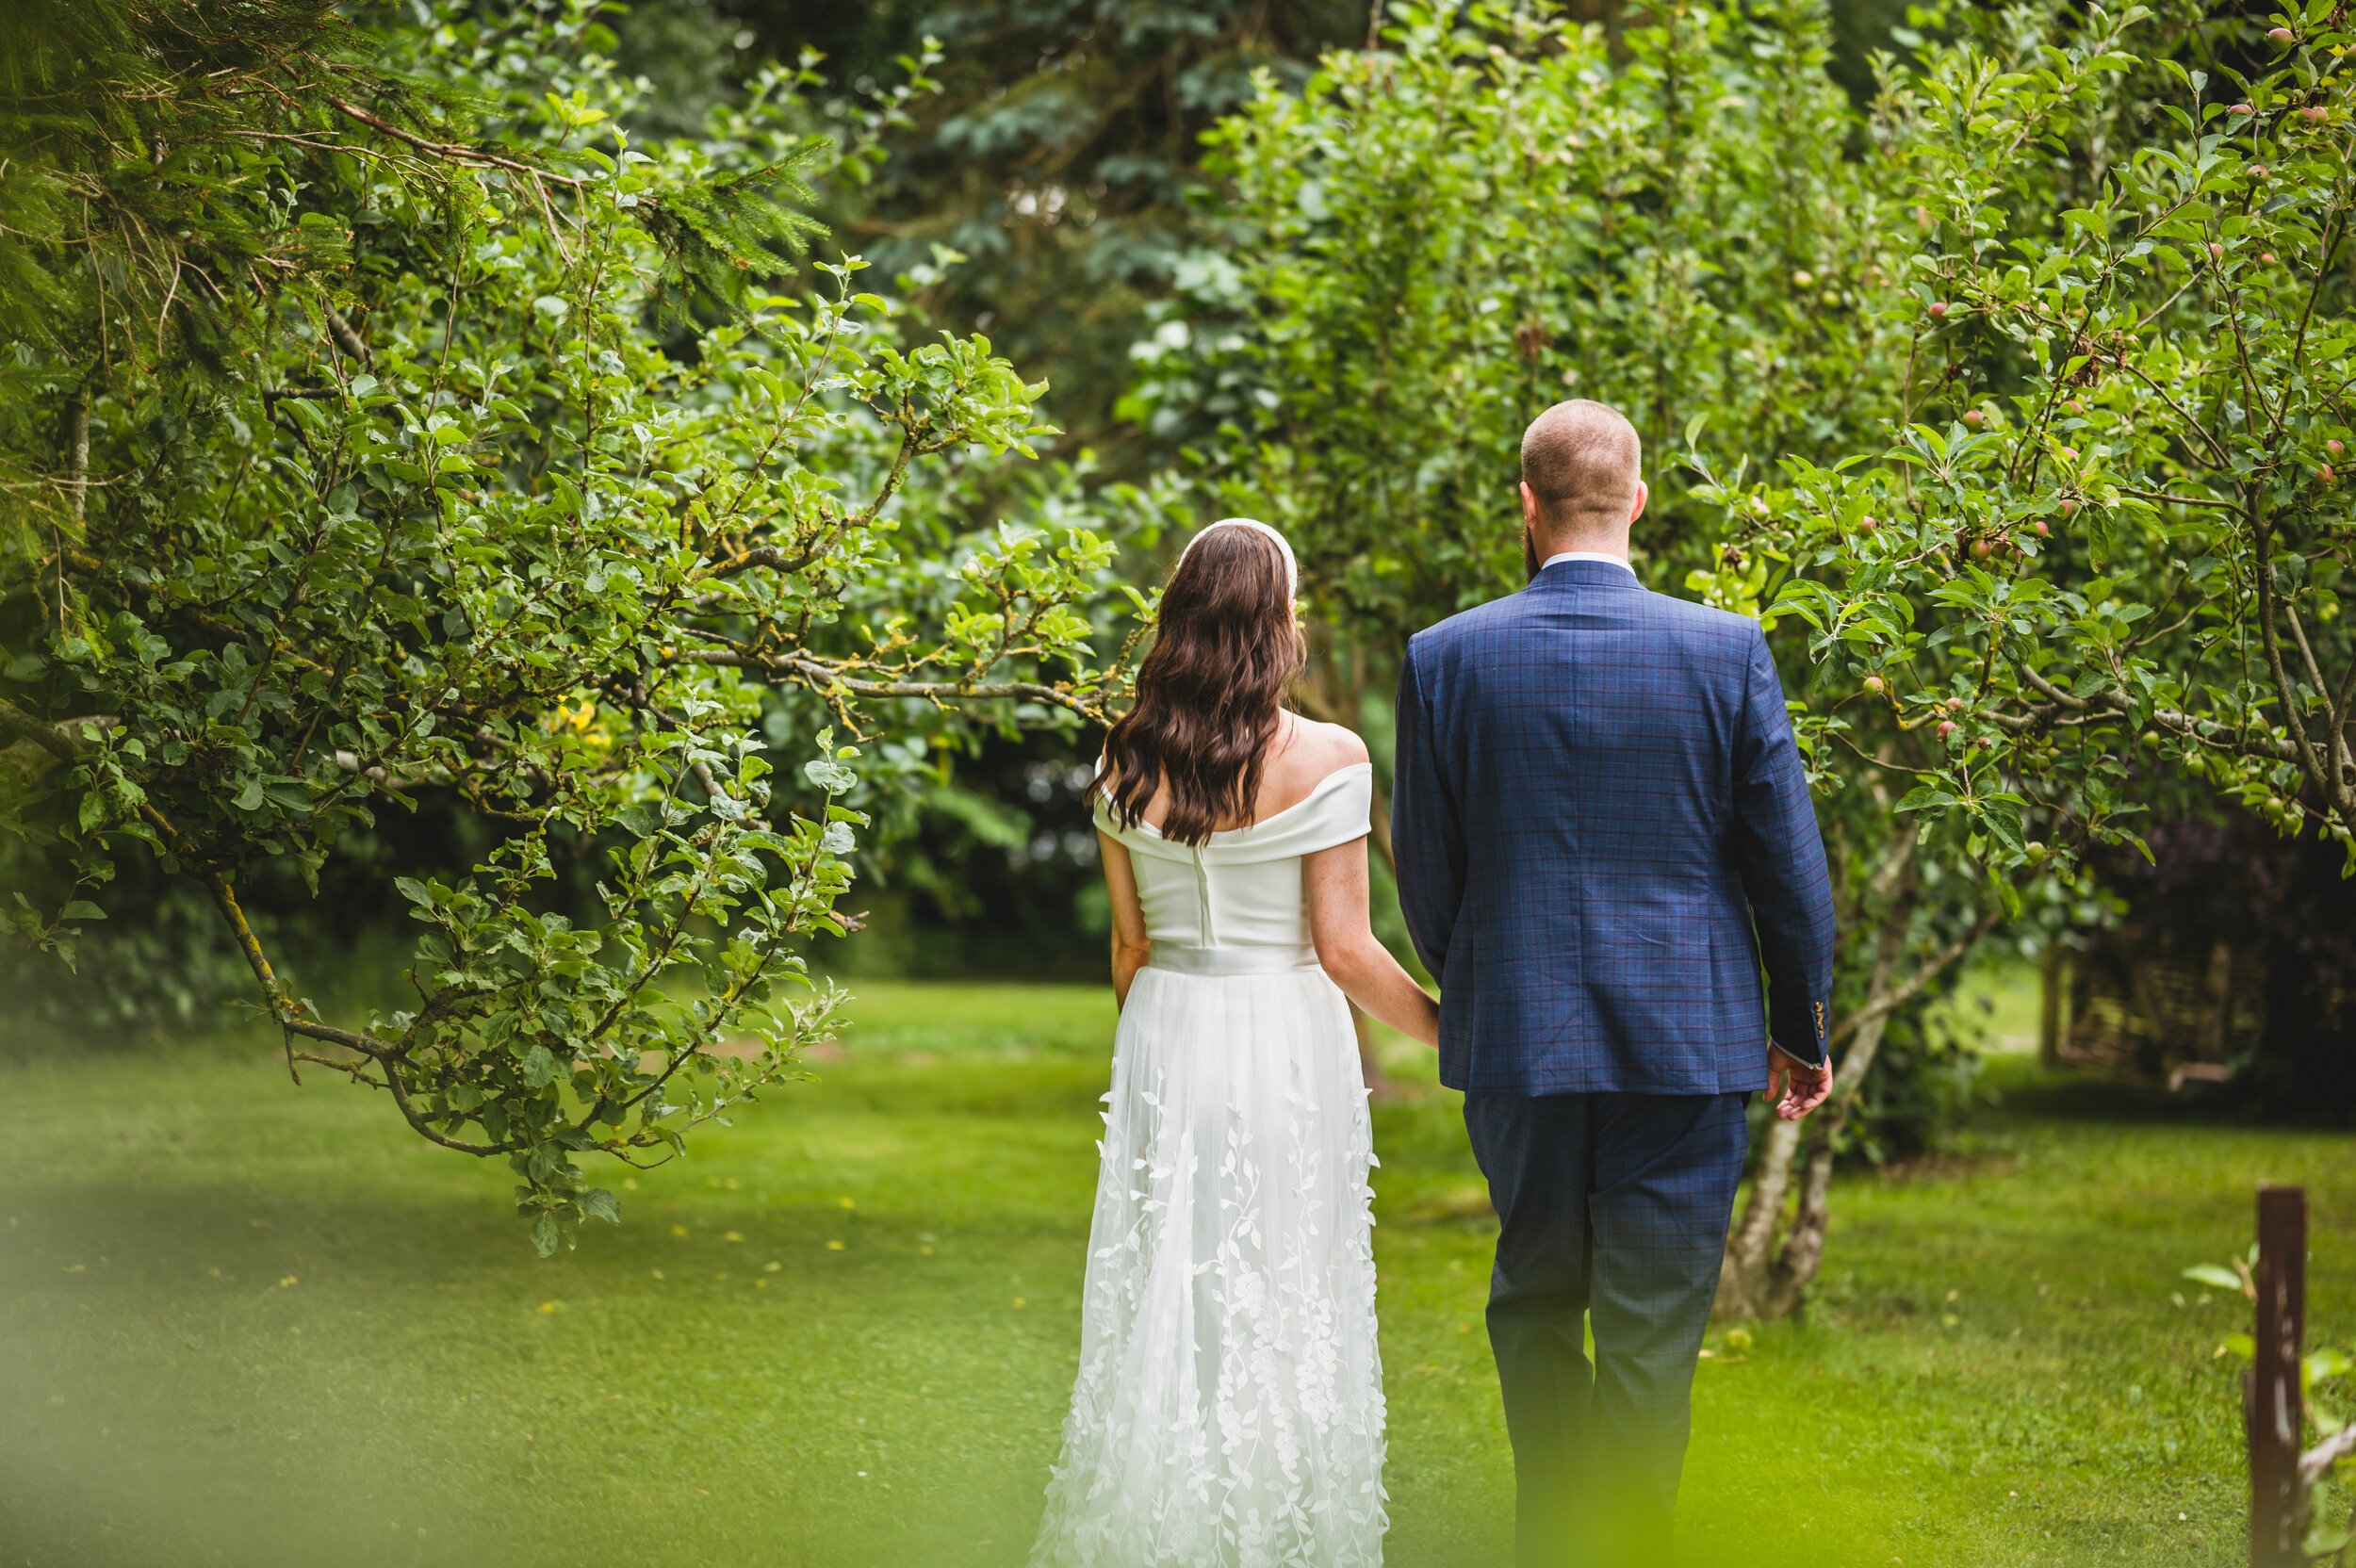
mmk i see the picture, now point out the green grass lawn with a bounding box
[2,982,2348,1568]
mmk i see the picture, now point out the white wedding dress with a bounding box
[1032,760,1388,1568]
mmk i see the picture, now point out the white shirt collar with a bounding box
[1541,549,1636,576]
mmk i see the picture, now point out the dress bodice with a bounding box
[1093,762,1375,952]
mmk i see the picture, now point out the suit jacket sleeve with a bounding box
[1731,622,1838,1067]
[1391,639,1464,983]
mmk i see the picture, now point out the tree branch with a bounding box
[2251,499,2345,810]
[195,861,305,1084]
[326,98,583,188]
[1988,676,2316,769]
[0,698,95,760]
[2116,485,2239,513]
[1831,904,2004,1049]
[66,384,90,523]
[2303,1421,2356,1488]
[687,646,1112,724]
[2283,600,2350,776]
[701,544,820,580]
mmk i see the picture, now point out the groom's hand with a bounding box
[1766,1043,1833,1121]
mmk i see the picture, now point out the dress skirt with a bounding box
[1030,947,1389,1568]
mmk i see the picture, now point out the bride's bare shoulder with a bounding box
[1269,715,1369,788]
[1302,719,1369,769]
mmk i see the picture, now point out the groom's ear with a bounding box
[1628,481,1649,525]
[1518,480,1540,525]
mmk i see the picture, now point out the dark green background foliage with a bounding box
[660,0,1379,450]
[611,0,1931,451]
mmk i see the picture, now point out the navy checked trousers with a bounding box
[1463,1091,1749,1567]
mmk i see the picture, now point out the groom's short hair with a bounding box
[1521,400,1642,534]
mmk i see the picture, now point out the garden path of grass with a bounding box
[3,980,2349,1568]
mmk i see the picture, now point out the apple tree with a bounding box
[1706,0,2355,1309]
[1134,0,2044,1312]
[1136,0,2345,1314]
[0,0,1144,1250]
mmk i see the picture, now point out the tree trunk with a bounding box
[67,385,90,523]
[1717,1116,1800,1319]
[1761,987,1900,1319]
[1717,827,1918,1321]
[2038,940,2066,1069]
[1719,868,2004,1320]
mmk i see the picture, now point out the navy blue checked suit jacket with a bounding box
[1392,557,1837,1097]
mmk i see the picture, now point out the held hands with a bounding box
[1766,1043,1834,1121]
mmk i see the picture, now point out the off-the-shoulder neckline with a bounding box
[1105,760,1372,841]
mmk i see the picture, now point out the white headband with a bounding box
[1175,516,1299,597]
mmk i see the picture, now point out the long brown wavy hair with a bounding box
[1096,523,1305,846]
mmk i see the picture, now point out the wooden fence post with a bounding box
[2250,1185,2307,1568]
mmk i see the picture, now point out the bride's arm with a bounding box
[1305,839,1440,1048]
[1098,831,1152,1009]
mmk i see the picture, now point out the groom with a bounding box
[1392,399,1838,1564]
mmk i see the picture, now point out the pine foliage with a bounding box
[641,148,829,329]
[0,0,368,375]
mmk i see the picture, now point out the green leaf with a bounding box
[1981,797,2026,856]
[530,1213,561,1258]
[581,1187,622,1224]
[804,758,857,794]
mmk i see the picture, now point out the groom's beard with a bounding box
[1523,522,1541,582]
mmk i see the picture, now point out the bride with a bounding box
[1031,519,1441,1568]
